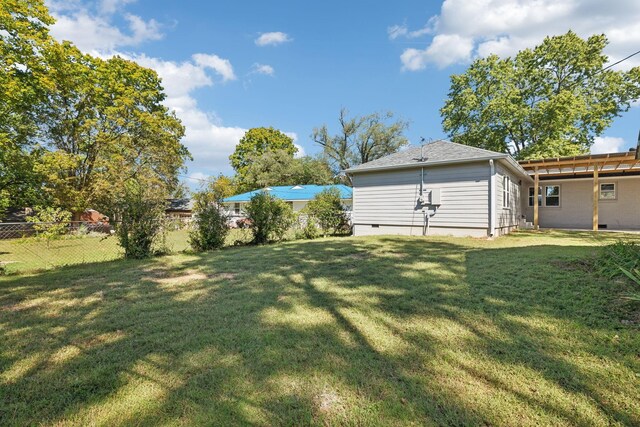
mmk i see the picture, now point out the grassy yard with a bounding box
[0,228,253,274]
[1,230,639,426]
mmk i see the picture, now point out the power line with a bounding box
[177,174,214,183]
[601,49,640,71]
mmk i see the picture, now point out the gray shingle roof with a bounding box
[345,140,508,173]
[166,198,193,211]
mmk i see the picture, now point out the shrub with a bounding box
[302,221,320,239]
[26,206,72,245]
[245,192,294,244]
[304,188,349,236]
[113,180,166,259]
[189,202,229,252]
[294,214,320,240]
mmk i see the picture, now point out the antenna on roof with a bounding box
[420,137,427,162]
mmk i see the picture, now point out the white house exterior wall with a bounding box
[222,199,352,215]
[351,161,493,237]
[523,176,640,230]
[495,163,523,235]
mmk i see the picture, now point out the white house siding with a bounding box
[352,161,491,237]
[523,176,640,230]
[495,163,523,235]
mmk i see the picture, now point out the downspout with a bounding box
[489,159,496,237]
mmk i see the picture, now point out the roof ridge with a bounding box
[345,139,509,173]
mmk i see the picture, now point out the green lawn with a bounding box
[1,230,639,426]
[0,229,253,274]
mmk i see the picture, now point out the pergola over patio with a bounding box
[519,149,640,231]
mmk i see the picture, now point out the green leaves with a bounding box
[230,127,297,177]
[312,108,409,174]
[236,149,334,193]
[441,31,640,159]
[245,192,294,244]
[303,188,348,236]
[37,42,188,214]
[0,2,188,218]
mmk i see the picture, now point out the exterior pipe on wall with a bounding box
[489,159,496,237]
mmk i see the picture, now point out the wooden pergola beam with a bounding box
[519,154,636,169]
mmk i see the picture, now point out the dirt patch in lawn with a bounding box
[143,268,237,285]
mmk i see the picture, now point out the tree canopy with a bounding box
[229,127,297,177]
[0,1,190,218]
[0,0,54,213]
[236,150,334,192]
[441,31,640,159]
[37,42,188,214]
[312,109,409,174]
[192,174,236,207]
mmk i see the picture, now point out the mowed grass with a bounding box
[0,229,252,273]
[1,230,639,426]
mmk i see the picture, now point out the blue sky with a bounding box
[46,0,639,187]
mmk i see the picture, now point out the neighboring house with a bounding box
[80,209,109,223]
[222,185,353,219]
[166,198,194,220]
[519,148,640,230]
[345,140,532,237]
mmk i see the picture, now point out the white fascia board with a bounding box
[345,155,508,175]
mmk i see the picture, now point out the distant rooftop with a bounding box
[223,184,352,203]
[166,198,193,211]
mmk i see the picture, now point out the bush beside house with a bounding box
[304,188,349,236]
[245,192,294,244]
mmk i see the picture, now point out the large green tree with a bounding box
[237,150,334,192]
[193,174,236,206]
[441,31,640,159]
[0,0,54,213]
[37,42,189,215]
[1,1,189,218]
[313,108,409,174]
[229,127,297,177]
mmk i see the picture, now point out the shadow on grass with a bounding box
[1,232,639,425]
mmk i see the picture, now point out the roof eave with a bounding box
[499,156,534,182]
[345,155,509,174]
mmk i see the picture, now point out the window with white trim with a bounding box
[599,183,616,200]
[528,186,541,207]
[544,185,560,207]
[502,176,511,208]
[234,203,241,214]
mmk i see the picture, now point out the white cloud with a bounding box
[294,144,306,158]
[401,34,473,70]
[124,13,163,43]
[388,18,436,40]
[388,24,408,40]
[46,1,301,178]
[591,136,626,154]
[394,0,640,70]
[127,55,246,175]
[100,0,135,15]
[193,54,237,82]
[255,31,292,46]
[251,63,275,76]
[47,1,163,53]
[285,132,305,158]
